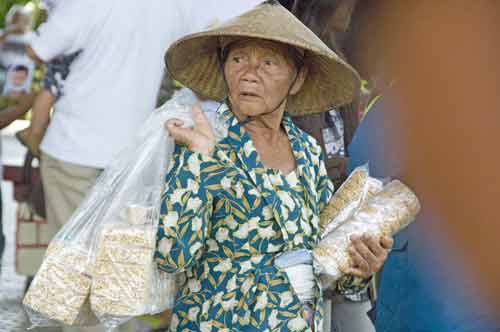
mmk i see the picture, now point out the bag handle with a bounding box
[22,152,35,187]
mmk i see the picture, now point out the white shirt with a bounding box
[0,30,35,69]
[30,0,261,168]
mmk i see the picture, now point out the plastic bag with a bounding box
[23,88,227,330]
[313,179,420,279]
[273,165,380,300]
[275,165,419,292]
[319,164,384,237]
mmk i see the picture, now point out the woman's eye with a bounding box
[232,56,242,63]
[264,59,274,66]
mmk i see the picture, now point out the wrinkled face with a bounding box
[223,39,306,118]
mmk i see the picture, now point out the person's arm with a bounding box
[154,145,218,273]
[0,24,25,44]
[25,45,43,63]
[0,93,35,129]
[29,0,88,62]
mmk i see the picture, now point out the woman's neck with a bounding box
[232,104,286,141]
[245,115,284,142]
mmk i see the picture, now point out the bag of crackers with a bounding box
[275,165,420,283]
[313,165,421,280]
[23,89,227,330]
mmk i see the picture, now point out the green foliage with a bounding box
[0,0,43,29]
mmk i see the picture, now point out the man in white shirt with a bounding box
[26,1,261,331]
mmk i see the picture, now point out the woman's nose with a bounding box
[242,68,259,83]
[241,59,260,83]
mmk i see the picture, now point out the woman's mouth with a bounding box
[240,91,260,99]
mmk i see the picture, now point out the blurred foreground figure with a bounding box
[349,1,500,331]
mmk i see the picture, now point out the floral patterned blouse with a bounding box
[155,104,363,332]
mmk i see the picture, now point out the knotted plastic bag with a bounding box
[23,88,227,330]
[313,176,420,280]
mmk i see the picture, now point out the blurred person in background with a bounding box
[0,4,35,65]
[0,4,35,277]
[0,90,35,277]
[22,0,261,331]
[16,0,82,158]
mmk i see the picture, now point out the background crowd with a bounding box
[0,1,499,332]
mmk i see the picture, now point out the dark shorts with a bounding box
[42,50,82,101]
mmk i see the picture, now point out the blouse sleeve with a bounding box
[154,145,218,273]
[335,274,370,295]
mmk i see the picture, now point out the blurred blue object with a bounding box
[348,94,500,332]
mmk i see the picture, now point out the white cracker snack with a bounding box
[320,166,384,236]
[314,180,420,279]
[23,243,98,326]
[91,224,155,318]
[90,219,178,324]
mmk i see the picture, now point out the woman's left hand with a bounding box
[345,234,394,279]
[165,105,216,157]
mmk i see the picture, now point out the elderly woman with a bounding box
[155,2,392,331]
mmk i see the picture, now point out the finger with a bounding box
[362,234,385,257]
[344,266,369,278]
[191,105,215,138]
[348,246,370,274]
[350,234,361,242]
[165,118,185,130]
[380,236,394,250]
[352,236,379,268]
[167,124,196,146]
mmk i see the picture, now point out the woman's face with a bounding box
[224,39,306,118]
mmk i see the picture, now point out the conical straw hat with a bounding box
[165,0,361,115]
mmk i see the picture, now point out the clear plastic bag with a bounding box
[274,165,382,300]
[313,179,420,280]
[275,165,419,291]
[23,88,227,330]
[319,164,384,237]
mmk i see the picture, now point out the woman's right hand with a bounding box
[165,105,216,157]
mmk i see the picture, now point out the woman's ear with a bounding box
[289,66,308,96]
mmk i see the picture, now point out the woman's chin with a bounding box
[235,102,269,117]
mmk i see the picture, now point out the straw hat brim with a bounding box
[165,3,361,115]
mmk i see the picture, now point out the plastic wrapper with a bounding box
[274,249,315,303]
[23,242,98,326]
[23,88,228,330]
[313,180,420,279]
[90,223,177,321]
[319,165,384,237]
[274,166,381,301]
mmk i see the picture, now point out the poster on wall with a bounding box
[2,61,35,96]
